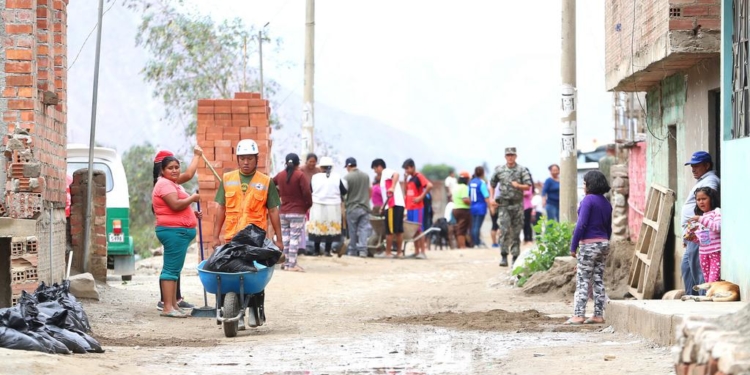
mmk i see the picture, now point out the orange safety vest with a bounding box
[221,170,271,241]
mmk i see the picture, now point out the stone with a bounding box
[68,273,100,300]
[22,162,41,178]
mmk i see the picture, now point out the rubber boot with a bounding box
[499,255,508,267]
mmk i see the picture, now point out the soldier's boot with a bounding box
[499,255,508,267]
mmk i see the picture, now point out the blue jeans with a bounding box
[471,214,485,247]
[681,241,705,296]
[545,204,559,222]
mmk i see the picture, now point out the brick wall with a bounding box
[0,0,69,284]
[605,0,720,90]
[195,92,272,257]
[628,142,647,242]
[69,169,106,281]
[605,0,670,78]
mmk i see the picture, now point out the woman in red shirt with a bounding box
[272,153,313,272]
[152,156,201,318]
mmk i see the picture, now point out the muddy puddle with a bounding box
[120,325,590,374]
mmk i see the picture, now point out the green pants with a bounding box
[496,204,524,258]
[156,226,196,281]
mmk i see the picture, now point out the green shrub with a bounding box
[512,216,575,287]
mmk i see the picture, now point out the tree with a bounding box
[122,142,158,257]
[125,0,284,136]
[421,163,454,181]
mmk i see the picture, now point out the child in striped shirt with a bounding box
[687,187,721,283]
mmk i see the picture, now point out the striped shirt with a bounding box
[694,208,721,254]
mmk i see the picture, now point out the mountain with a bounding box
[66,2,448,176]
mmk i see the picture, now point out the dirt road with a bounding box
[3,247,675,374]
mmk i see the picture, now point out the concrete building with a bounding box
[720,0,750,301]
[605,0,722,292]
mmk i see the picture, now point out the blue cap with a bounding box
[685,151,712,166]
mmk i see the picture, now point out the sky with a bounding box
[187,0,614,177]
[66,0,614,180]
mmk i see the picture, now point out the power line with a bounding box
[68,0,117,71]
[630,0,669,142]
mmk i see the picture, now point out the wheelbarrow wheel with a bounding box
[222,292,240,338]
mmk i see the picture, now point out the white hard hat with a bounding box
[236,139,259,156]
[319,156,334,167]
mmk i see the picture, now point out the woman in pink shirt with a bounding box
[686,187,721,283]
[152,156,201,318]
[371,176,384,215]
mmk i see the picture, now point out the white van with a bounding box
[66,144,135,280]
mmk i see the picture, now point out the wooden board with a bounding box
[628,183,676,299]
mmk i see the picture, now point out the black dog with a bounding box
[430,218,450,250]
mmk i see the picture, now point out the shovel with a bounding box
[191,197,217,318]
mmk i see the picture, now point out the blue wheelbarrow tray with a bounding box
[197,260,274,295]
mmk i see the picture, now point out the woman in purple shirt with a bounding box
[566,170,612,325]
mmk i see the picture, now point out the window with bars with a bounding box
[732,0,750,139]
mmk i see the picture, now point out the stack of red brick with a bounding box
[9,236,39,305]
[194,92,272,257]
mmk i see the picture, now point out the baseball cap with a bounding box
[684,151,712,166]
[154,150,174,163]
[459,171,471,179]
[345,157,357,167]
[505,147,517,155]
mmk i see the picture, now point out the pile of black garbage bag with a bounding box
[0,281,103,354]
[205,224,283,273]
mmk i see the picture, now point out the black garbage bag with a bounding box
[58,297,91,332]
[231,224,266,247]
[44,325,89,354]
[24,331,57,354]
[69,329,104,353]
[204,225,282,272]
[255,238,283,267]
[42,307,88,334]
[0,308,29,331]
[0,327,47,353]
[17,293,39,320]
[27,320,70,355]
[205,243,258,272]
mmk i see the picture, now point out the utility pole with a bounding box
[258,29,264,98]
[301,0,315,155]
[559,0,578,222]
[83,0,105,274]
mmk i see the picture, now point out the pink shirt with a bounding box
[691,208,721,254]
[152,177,197,228]
[371,184,383,208]
[523,187,533,210]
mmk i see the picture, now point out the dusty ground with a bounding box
[2,244,674,375]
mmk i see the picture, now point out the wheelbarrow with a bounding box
[197,260,275,338]
[367,217,440,256]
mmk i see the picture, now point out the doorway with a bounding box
[708,89,721,176]
[663,124,678,293]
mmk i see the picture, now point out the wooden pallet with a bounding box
[628,184,676,299]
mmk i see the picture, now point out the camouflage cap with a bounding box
[505,147,517,155]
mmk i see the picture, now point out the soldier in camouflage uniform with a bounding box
[490,147,532,267]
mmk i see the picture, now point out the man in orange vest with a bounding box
[212,138,283,329]
[212,139,283,249]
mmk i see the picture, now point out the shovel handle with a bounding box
[197,197,205,261]
[201,153,223,183]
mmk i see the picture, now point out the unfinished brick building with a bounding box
[0,0,70,307]
[195,92,272,257]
